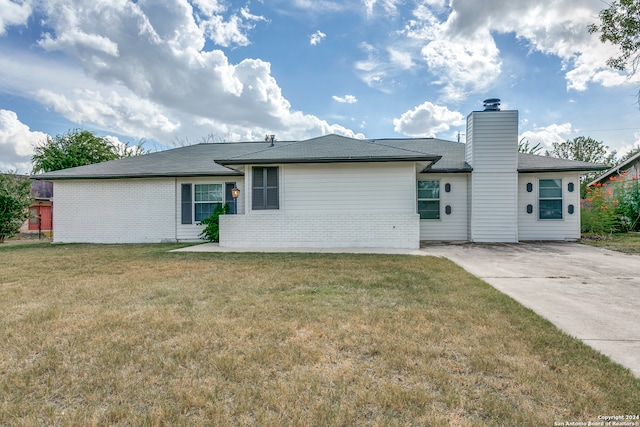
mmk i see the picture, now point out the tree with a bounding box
[546,136,617,196]
[32,129,145,173]
[588,0,640,103]
[0,173,32,243]
[518,137,542,154]
[545,136,617,165]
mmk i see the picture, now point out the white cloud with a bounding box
[0,0,32,35]
[362,0,400,18]
[309,30,326,46]
[393,101,464,137]
[387,48,413,69]
[0,110,47,174]
[616,134,640,159]
[0,0,360,147]
[519,123,574,153]
[332,95,357,104]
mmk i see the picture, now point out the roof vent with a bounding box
[483,98,501,111]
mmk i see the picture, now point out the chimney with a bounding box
[466,98,519,242]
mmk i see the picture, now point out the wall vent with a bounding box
[483,98,501,111]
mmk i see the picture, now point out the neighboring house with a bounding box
[33,103,607,248]
[18,180,53,237]
[588,150,640,187]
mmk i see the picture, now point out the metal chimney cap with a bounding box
[483,98,501,111]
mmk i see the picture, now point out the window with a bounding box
[194,184,223,221]
[417,180,440,219]
[539,179,562,220]
[252,167,279,210]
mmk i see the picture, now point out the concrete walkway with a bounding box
[174,242,640,377]
[421,242,640,377]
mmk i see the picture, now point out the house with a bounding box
[18,179,53,238]
[33,101,607,248]
[588,150,640,187]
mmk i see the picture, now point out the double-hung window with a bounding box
[252,167,279,210]
[417,180,440,219]
[194,184,223,221]
[539,179,562,220]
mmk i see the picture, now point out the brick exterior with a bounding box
[220,213,420,248]
[54,179,176,243]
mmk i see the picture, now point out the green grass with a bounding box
[1,244,638,426]
[580,232,640,254]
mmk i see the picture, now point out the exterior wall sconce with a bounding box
[527,204,533,214]
[231,186,240,214]
[526,183,533,192]
[445,205,452,215]
[445,183,451,193]
[568,182,575,192]
[568,204,575,215]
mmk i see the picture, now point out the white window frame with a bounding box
[538,178,563,220]
[194,183,224,222]
[417,180,440,220]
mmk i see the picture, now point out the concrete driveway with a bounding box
[421,242,640,377]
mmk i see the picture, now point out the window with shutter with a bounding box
[181,184,192,224]
[252,167,279,210]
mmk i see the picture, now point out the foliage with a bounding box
[32,129,146,173]
[588,0,640,104]
[588,0,640,73]
[518,137,542,154]
[198,203,230,242]
[615,174,640,231]
[545,136,616,165]
[582,171,640,234]
[546,136,617,196]
[0,173,32,243]
[581,183,619,234]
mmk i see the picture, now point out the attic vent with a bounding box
[483,98,501,111]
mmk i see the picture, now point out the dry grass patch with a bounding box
[580,232,640,254]
[1,244,638,426]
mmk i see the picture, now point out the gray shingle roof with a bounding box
[517,153,608,172]
[33,142,266,179]
[215,134,442,165]
[32,134,608,180]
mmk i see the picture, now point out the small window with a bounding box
[194,184,223,221]
[417,180,440,219]
[29,208,38,224]
[539,179,562,220]
[252,167,279,210]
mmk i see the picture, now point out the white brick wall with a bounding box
[220,212,420,248]
[54,178,176,243]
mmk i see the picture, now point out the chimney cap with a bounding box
[483,98,501,111]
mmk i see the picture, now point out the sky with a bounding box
[1,0,640,174]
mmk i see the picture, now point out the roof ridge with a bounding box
[217,140,299,161]
[367,138,443,157]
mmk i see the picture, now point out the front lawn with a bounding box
[1,244,638,425]
[580,232,640,255]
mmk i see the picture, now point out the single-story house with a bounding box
[34,103,607,248]
[588,150,640,187]
[18,179,53,237]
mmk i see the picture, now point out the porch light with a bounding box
[231,186,240,199]
[231,186,240,215]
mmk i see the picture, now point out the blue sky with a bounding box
[1,0,640,173]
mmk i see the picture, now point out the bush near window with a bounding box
[582,172,640,234]
[198,203,229,242]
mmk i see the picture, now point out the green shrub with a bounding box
[198,203,230,242]
[581,183,618,234]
